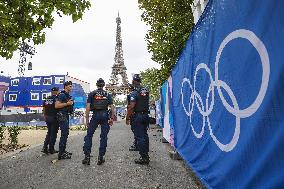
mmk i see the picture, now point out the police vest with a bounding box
[58,91,74,114]
[91,89,109,111]
[134,87,149,112]
[43,95,57,116]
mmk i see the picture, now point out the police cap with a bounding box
[132,74,141,82]
[64,81,72,87]
[51,87,59,91]
[96,78,105,87]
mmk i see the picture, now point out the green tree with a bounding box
[7,126,21,147]
[138,0,194,98]
[0,0,91,59]
[140,68,161,101]
[113,96,127,107]
[0,124,5,145]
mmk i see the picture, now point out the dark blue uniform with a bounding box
[83,88,113,157]
[127,93,137,150]
[57,91,73,154]
[42,95,59,152]
[129,86,150,159]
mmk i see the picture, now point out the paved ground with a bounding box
[0,121,204,189]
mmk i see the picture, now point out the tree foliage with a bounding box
[0,0,91,59]
[138,0,194,99]
[7,126,21,147]
[0,124,5,145]
[140,68,161,101]
[113,96,127,107]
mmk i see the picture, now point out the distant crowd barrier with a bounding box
[0,114,85,127]
[0,113,45,123]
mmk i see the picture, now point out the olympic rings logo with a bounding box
[181,29,270,152]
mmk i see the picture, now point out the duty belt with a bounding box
[134,111,149,114]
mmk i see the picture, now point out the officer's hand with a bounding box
[85,121,90,128]
[108,118,113,126]
[126,119,130,125]
[67,100,73,106]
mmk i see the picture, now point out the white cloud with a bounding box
[0,0,159,90]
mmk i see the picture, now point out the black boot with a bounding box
[41,147,49,154]
[82,155,90,165]
[64,151,73,155]
[135,155,150,165]
[58,151,72,160]
[97,156,105,165]
[49,148,59,154]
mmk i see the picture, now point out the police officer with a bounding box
[55,81,74,160]
[127,83,138,151]
[41,87,60,154]
[126,74,150,165]
[82,78,115,165]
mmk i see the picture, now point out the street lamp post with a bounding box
[18,41,36,77]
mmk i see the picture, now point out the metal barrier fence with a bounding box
[0,114,85,127]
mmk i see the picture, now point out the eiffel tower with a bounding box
[105,12,130,95]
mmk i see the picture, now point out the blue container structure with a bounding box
[4,75,89,111]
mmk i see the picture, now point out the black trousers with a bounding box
[133,113,150,157]
[43,115,59,150]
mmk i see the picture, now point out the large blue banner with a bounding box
[171,0,284,188]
